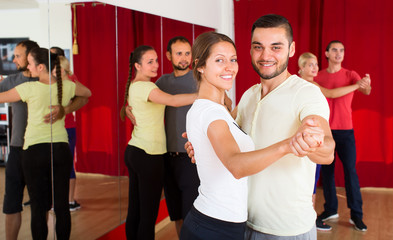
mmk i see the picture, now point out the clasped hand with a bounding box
[289,118,324,157]
[183,118,325,163]
[43,105,64,123]
[357,74,371,89]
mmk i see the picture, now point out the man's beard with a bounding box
[252,55,289,80]
[17,64,28,72]
[173,63,190,71]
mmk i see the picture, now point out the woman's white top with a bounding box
[186,99,255,222]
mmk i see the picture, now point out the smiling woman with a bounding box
[0,1,230,239]
[120,45,197,240]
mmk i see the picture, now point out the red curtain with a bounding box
[72,3,120,176]
[72,3,212,176]
[234,0,393,187]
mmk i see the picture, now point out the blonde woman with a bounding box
[50,48,85,211]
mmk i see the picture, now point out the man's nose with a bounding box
[259,49,272,60]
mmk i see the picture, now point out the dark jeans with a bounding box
[321,129,363,219]
[163,152,200,221]
[124,145,164,240]
[180,206,246,240]
[22,143,72,240]
[313,164,322,194]
[67,127,76,179]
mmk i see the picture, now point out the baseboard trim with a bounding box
[155,216,171,233]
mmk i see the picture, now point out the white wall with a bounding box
[44,2,74,51]
[0,2,74,70]
[98,0,235,100]
[0,0,236,101]
[98,0,234,35]
[0,3,72,51]
[0,8,42,43]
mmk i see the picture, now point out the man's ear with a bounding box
[166,51,172,61]
[289,41,295,58]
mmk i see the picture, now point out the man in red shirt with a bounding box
[315,40,371,232]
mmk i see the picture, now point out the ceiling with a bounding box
[0,0,81,10]
[0,0,39,9]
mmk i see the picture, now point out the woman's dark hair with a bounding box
[120,45,155,121]
[29,47,65,118]
[50,46,65,56]
[192,31,236,86]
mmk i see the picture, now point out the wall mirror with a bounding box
[0,0,231,239]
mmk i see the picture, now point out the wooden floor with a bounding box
[1,165,393,239]
[0,167,129,240]
[155,187,393,240]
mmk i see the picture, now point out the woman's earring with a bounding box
[200,70,204,74]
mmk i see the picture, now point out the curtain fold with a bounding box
[72,3,120,176]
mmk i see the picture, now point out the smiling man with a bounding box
[315,40,371,232]
[235,14,335,240]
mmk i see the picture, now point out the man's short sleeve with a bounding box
[295,84,330,122]
[0,76,13,92]
[350,70,362,84]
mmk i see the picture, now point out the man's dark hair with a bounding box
[326,40,344,52]
[16,40,39,56]
[51,46,65,56]
[251,14,293,44]
[166,36,191,53]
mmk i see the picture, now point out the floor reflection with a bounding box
[0,167,128,239]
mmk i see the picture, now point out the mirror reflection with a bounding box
[1,1,213,239]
